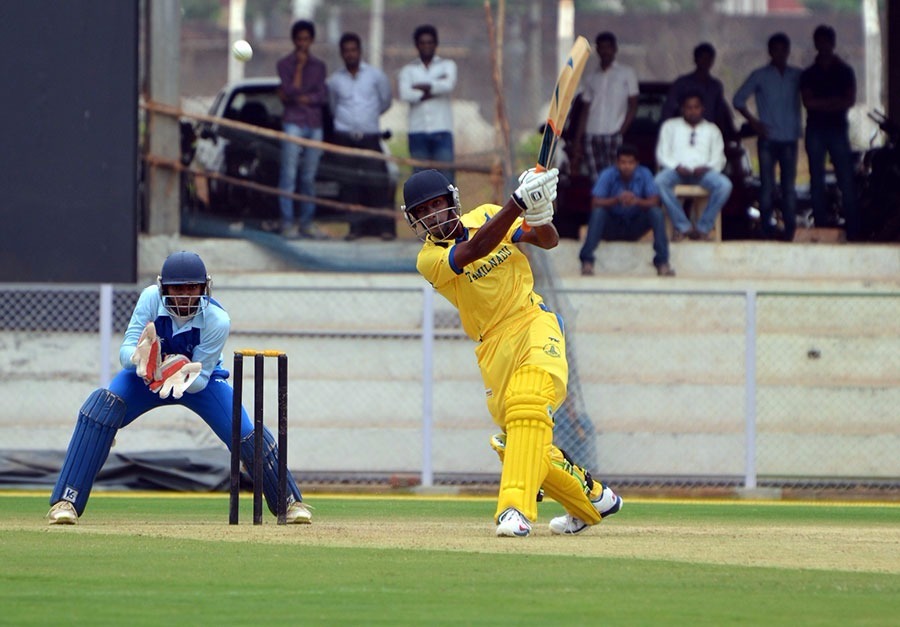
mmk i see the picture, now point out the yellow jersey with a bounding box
[416,204,546,342]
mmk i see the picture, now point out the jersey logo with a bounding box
[464,245,513,282]
[543,344,561,358]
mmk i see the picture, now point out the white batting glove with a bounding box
[517,168,539,185]
[148,354,202,399]
[524,203,554,227]
[131,322,161,382]
[512,168,559,214]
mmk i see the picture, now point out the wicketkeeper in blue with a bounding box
[47,251,311,525]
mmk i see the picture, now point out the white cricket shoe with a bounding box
[496,507,532,537]
[47,501,78,525]
[285,501,312,524]
[548,486,622,535]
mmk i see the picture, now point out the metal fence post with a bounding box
[421,285,435,488]
[99,284,114,387]
[744,289,758,489]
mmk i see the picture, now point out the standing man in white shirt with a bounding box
[654,90,732,241]
[328,32,395,240]
[397,24,457,183]
[571,32,639,180]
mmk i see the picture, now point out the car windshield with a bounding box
[222,88,284,127]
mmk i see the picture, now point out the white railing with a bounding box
[2,282,898,488]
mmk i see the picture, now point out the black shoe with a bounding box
[655,262,676,277]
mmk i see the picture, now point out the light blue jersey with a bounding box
[51,282,304,517]
[119,285,230,395]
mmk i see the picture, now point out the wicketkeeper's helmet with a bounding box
[157,251,212,320]
[401,169,462,241]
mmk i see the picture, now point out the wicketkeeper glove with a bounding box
[131,322,161,382]
[512,168,559,223]
[148,354,202,399]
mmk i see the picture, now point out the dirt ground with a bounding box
[24,514,900,575]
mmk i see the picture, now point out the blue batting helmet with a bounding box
[402,169,454,211]
[157,251,211,319]
[401,170,462,240]
[159,251,208,285]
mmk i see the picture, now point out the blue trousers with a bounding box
[409,131,455,184]
[579,206,669,268]
[52,369,301,515]
[805,126,859,240]
[279,123,324,228]
[656,168,733,235]
[758,138,798,241]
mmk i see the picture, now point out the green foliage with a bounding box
[181,0,220,21]
[616,0,701,12]
[244,0,288,20]
[803,0,866,13]
[514,132,544,173]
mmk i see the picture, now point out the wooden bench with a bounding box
[667,184,721,242]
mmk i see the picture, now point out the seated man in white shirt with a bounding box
[654,90,733,241]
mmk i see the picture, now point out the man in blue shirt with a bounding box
[734,32,802,241]
[578,144,674,277]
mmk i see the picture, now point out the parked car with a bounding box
[552,82,761,240]
[184,77,398,231]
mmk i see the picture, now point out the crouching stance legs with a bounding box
[239,426,311,524]
[48,389,126,524]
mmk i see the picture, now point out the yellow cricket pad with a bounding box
[492,431,604,526]
[495,366,556,523]
[541,446,603,525]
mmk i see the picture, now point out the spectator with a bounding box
[571,31,639,179]
[733,33,802,241]
[398,25,457,183]
[662,43,737,140]
[276,19,329,239]
[800,24,859,240]
[327,32,396,241]
[655,91,732,241]
[578,144,674,277]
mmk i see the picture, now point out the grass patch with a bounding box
[2,493,897,626]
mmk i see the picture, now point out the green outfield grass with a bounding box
[1,493,898,626]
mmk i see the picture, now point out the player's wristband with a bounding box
[511,192,528,212]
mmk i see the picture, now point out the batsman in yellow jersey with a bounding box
[402,168,622,537]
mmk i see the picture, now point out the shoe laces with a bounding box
[564,515,586,532]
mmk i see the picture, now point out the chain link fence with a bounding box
[1,283,897,493]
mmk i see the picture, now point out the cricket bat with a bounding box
[538,36,592,170]
[524,35,592,230]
